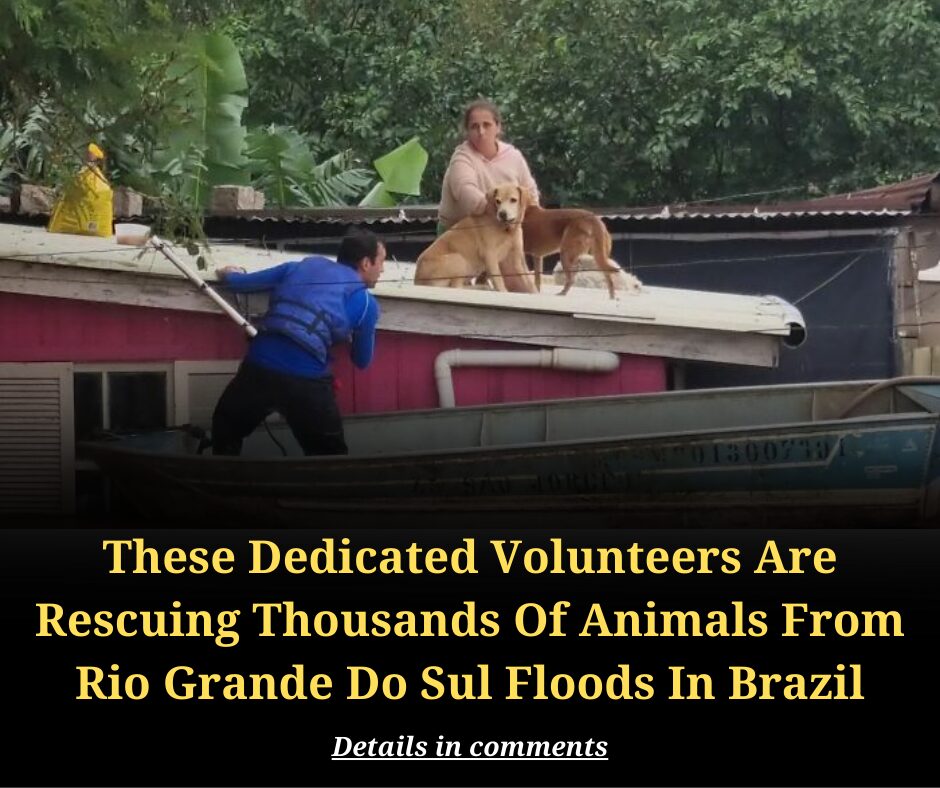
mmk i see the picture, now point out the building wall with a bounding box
[900,223,940,373]
[0,292,246,363]
[333,333,666,412]
[0,292,667,413]
[0,292,667,517]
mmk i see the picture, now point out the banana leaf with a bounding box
[153,32,250,206]
[358,181,397,208]
[371,136,427,197]
[246,125,318,207]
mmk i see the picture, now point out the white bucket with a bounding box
[115,223,151,246]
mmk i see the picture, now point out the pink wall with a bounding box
[0,293,246,361]
[335,333,665,412]
[0,292,667,412]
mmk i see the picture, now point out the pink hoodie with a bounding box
[437,140,540,228]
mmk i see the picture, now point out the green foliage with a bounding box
[0,101,54,192]
[245,125,374,207]
[245,127,429,209]
[5,0,940,213]
[373,137,429,197]
[498,0,940,203]
[360,136,430,207]
[244,124,312,207]
[149,32,250,207]
[227,0,504,200]
[228,0,940,206]
[1,10,423,221]
[302,150,374,207]
[0,0,252,233]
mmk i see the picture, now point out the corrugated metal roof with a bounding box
[5,171,936,228]
[800,170,940,212]
[220,205,913,224]
[597,171,940,221]
[594,207,913,221]
[213,206,439,225]
[201,171,940,226]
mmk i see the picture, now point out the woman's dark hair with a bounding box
[462,98,502,130]
[337,227,381,269]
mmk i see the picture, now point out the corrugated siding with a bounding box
[333,333,666,413]
[0,364,74,514]
[172,336,665,431]
[0,293,245,363]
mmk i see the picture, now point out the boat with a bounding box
[81,378,940,527]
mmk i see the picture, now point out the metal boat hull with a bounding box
[81,380,940,526]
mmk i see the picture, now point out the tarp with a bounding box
[613,233,895,388]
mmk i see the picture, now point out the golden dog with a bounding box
[414,183,534,293]
[523,205,621,299]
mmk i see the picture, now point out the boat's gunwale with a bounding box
[79,408,940,467]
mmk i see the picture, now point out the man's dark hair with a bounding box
[336,227,381,269]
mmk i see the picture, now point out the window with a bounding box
[73,365,171,458]
[72,365,172,518]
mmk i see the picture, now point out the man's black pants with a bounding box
[211,360,348,456]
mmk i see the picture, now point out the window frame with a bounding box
[73,362,174,470]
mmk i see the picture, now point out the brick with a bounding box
[16,183,56,214]
[112,186,144,218]
[211,185,265,213]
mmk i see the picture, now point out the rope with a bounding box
[838,376,940,419]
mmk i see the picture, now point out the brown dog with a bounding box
[414,183,534,293]
[523,205,621,298]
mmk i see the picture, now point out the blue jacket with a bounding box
[222,257,380,378]
[262,257,365,361]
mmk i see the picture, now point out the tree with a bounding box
[501,0,940,203]
[6,0,940,209]
[230,0,940,206]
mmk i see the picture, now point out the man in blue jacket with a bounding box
[211,228,385,456]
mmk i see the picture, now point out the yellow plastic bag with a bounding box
[48,143,113,237]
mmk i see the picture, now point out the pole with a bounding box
[149,235,258,338]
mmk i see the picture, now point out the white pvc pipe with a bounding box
[149,235,258,338]
[434,348,620,407]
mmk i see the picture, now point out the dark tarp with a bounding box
[611,233,896,389]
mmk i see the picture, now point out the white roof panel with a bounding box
[0,222,804,342]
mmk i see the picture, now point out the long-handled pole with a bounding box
[149,235,258,338]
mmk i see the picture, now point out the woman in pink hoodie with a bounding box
[437,99,540,233]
